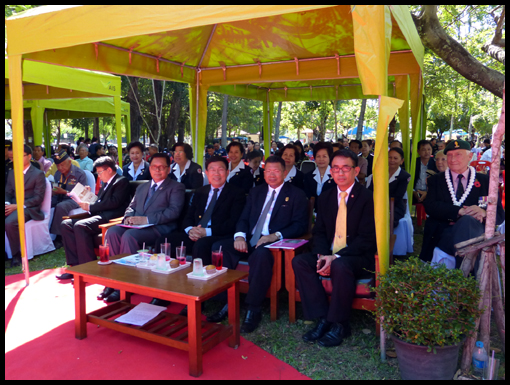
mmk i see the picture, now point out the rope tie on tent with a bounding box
[46,86,49,95]
[294,57,299,75]
[197,67,202,85]
[128,48,134,65]
[181,62,185,78]
[221,63,227,81]
[335,53,340,75]
[256,59,262,78]
[310,85,313,98]
[94,43,99,60]
[335,85,339,100]
[284,86,288,99]
[156,55,162,73]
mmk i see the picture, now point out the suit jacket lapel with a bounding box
[346,182,362,215]
[98,174,117,200]
[271,183,288,219]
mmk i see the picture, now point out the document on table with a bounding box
[115,302,168,326]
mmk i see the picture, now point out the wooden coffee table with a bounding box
[66,255,248,377]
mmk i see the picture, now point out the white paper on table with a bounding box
[114,302,168,326]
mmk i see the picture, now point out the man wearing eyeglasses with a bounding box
[105,153,185,257]
[56,156,130,280]
[206,156,308,333]
[292,149,377,347]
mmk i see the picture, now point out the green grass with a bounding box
[5,215,504,380]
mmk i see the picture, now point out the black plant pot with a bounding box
[391,334,463,380]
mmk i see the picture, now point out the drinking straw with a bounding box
[104,239,107,247]
[143,242,145,251]
[219,245,222,253]
[181,241,184,249]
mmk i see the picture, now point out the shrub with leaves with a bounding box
[373,256,483,350]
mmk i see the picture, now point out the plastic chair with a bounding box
[5,179,55,260]
[470,160,491,173]
[300,160,316,174]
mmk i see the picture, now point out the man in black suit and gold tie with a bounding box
[56,157,130,281]
[207,156,308,333]
[5,145,46,267]
[292,149,377,347]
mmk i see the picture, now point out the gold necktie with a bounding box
[333,191,347,254]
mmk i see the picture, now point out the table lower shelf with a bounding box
[87,301,233,354]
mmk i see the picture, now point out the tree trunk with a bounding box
[126,76,142,143]
[412,5,504,99]
[23,120,34,151]
[388,116,397,143]
[274,101,282,142]
[84,121,89,141]
[166,84,182,149]
[357,99,367,140]
[55,119,61,146]
[93,117,100,140]
[221,94,228,148]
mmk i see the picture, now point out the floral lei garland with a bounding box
[445,166,476,206]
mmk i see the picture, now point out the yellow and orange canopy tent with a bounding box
[6,5,424,284]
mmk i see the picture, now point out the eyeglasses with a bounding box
[150,165,168,171]
[265,169,283,175]
[331,165,356,174]
[97,169,108,176]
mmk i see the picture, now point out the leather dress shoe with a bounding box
[302,318,331,343]
[10,256,21,267]
[317,323,352,348]
[97,287,115,300]
[206,304,229,323]
[56,273,74,280]
[240,310,262,334]
[150,298,171,307]
[104,290,120,303]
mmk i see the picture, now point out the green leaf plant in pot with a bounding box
[373,256,483,380]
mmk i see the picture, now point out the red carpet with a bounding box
[5,268,310,380]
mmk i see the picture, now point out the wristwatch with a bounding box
[275,231,283,240]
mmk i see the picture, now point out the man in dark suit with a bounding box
[207,156,308,333]
[56,156,130,281]
[292,149,377,347]
[5,145,47,267]
[155,155,246,262]
[105,153,185,256]
[150,155,246,308]
[420,140,505,266]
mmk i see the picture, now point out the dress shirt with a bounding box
[172,160,191,182]
[36,156,52,173]
[449,168,470,195]
[415,160,428,191]
[332,183,355,257]
[284,165,297,183]
[227,161,246,182]
[313,166,331,196]
[76,156,94,172]
[128,161,147,180]
[234,182,284,241]
[185,183,225,237]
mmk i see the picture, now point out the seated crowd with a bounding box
[5,135,505,348]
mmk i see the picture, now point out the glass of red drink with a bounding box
[176,246,186,265]
[99,245,110,263]
[212,250,223,270]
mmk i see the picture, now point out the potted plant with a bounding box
[373,256,483,380]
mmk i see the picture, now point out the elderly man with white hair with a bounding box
[420,139,505,268]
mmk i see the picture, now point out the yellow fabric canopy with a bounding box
[6,5,424,286]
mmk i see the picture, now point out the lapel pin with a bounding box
[285,197,289,202]
[351,194,354,198]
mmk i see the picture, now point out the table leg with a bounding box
[120,290,132,303]
[228,281,240,349]
[187,300,203,377]
[74,275,87,339]
[285,250,297,324]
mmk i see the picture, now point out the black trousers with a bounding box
[5,209,31,260]
[60,215,108,265]
[292,252,374,325]
[211,238,275,311]
[154,232,230,265]
[437,215,485,269]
